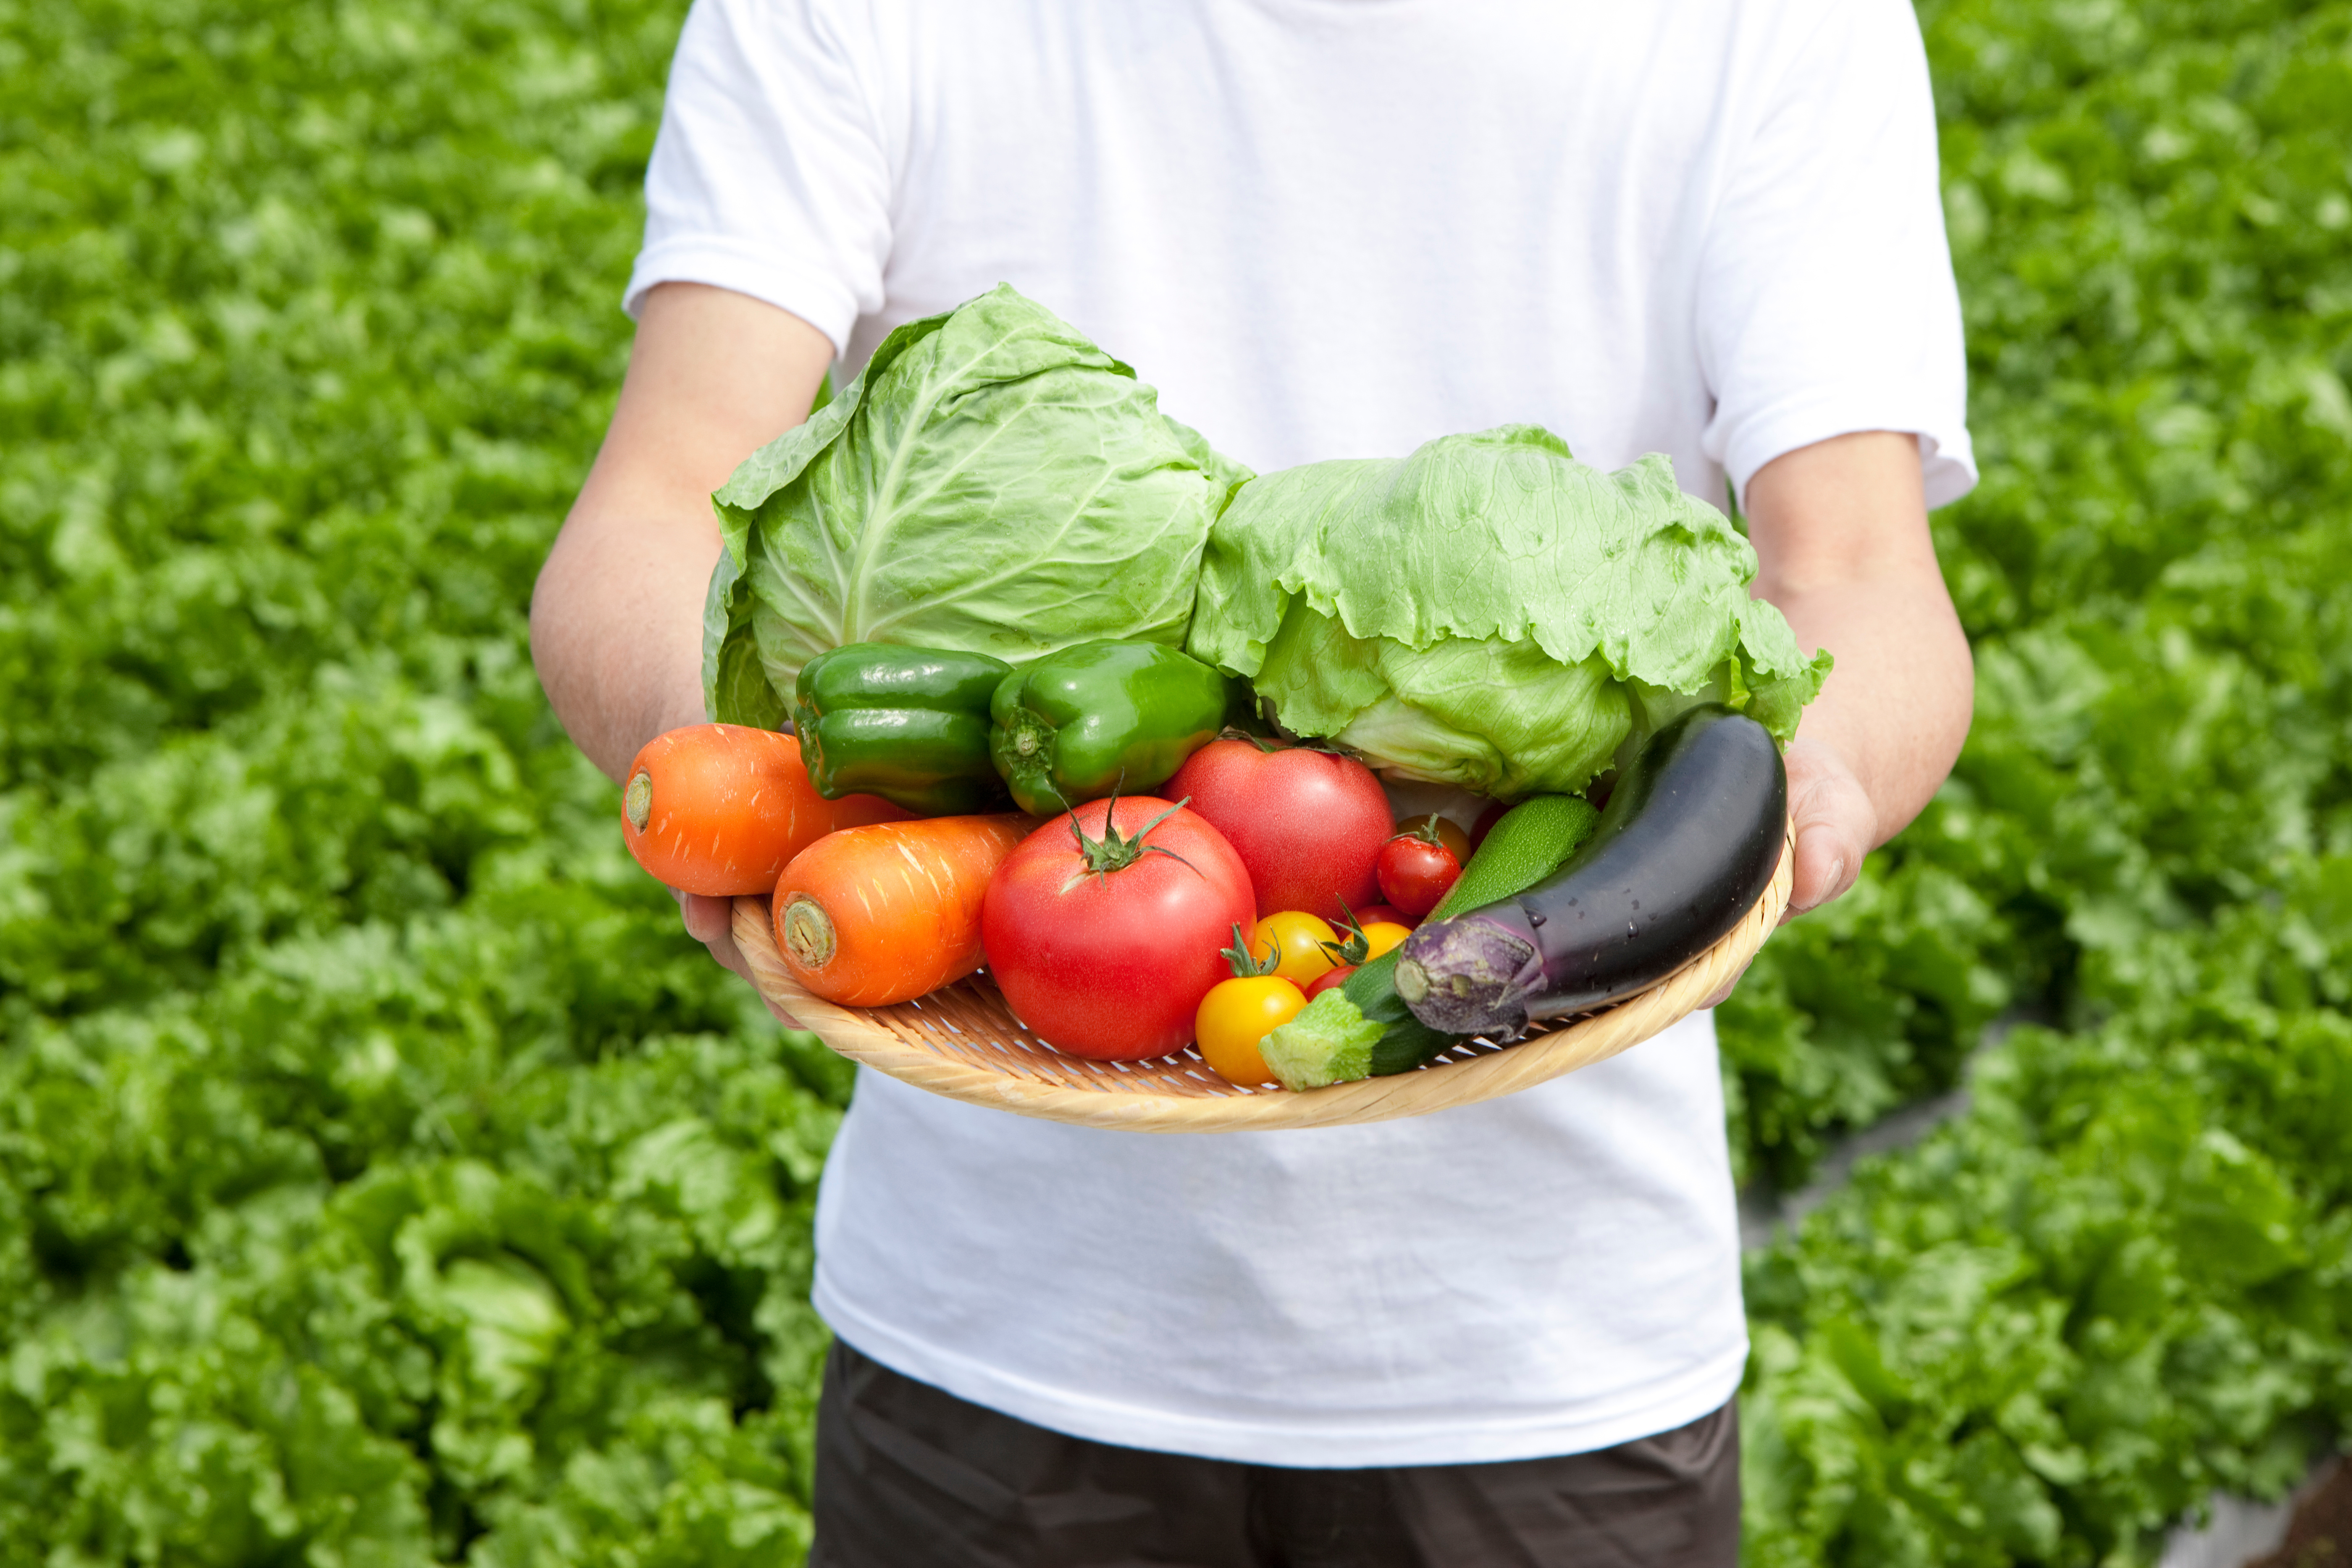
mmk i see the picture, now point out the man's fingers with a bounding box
[1786,817,1864,917]
[675,888,754,982]
[1698,956,1754,1011]
[672,890,804,1027]
[675,888,736,950]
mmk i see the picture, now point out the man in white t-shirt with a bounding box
[531,1,1975,1560]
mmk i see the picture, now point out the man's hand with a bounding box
[530,282,833,1002]
[1702,429,1973,1002]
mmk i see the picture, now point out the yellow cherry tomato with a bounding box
[1359,921,1411,961]
[1195,975,1307,1087]
[1250,911,1339,984]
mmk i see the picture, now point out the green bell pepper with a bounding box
[989,641,1237,816]
[793,643,1013,815]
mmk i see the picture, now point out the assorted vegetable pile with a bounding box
[630,696,1776,1081]
[645,290,1806,1085]
[4,0,2348,1561]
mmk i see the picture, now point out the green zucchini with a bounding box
[1428,795,1600,922]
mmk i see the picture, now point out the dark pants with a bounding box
[809,1338,1740,1568]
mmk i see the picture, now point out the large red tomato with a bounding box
[1160,740,1390,922]
[982,796,1256,1061]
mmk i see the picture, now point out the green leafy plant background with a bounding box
[0,0,2346,1562]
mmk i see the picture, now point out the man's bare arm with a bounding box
[530,281,833,978]
[1744,430,1975,920]
[532,282,833,780]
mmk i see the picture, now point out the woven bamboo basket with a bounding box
[734,819,1792,1132]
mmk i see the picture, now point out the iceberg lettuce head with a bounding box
[1184,425,1830,800]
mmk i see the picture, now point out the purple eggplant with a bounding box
[1393,705,1786,1036]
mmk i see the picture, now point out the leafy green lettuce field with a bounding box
[2,1,843,1557]
[0,0,2347,1562]
[1737,1,2352,1562]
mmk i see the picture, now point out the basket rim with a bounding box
[735,818,1792,1132]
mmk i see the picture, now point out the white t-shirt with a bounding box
[631,0,1972,1467]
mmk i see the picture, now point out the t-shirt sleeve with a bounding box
[625,0,891,356]
[1696,0,1975,510]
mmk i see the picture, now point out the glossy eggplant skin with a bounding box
[1393,705,1786,1037]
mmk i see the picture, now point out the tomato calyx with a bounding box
[1394,813,1473,862]
[1058,791,1198,891]
[1321,898,1377,965]
[1219,922,1283,979]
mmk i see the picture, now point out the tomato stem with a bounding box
[1057,789,1200,891]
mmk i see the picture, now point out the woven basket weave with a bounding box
[734,820,1791,1132]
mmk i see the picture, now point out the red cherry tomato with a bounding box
[1350,903,1415,930]
[1395,813,1472,865]
[1376,831,1461,920]
[1162,740,1391,922]
[1468,798,1510,853]
[1304,964,1358,1001]
[982,796,1256,1061]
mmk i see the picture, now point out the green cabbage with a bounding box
[1185,425,1832,800]
[703,286,1249,727]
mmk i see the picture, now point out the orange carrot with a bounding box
[622,725,912,896]
[774,814,1033,1006]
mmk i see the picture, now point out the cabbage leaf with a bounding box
[703,286,1247,726]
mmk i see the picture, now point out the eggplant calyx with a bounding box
[1392,916,1540,1036]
